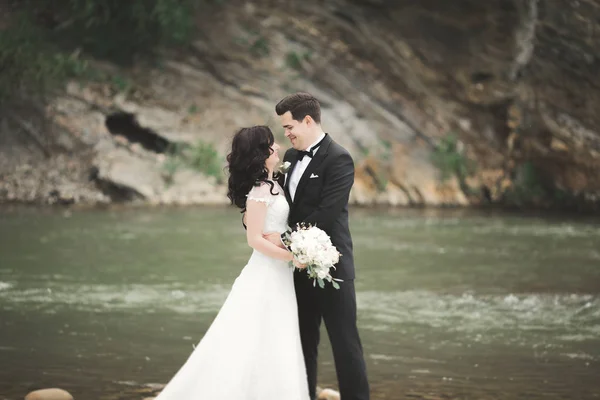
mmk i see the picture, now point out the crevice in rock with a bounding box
[105,112,170,153]
[363,163,387,192]
[509,0,538,81]
[471,100,514,147]
[396,183,415,205]
[411,186,425,206]
[182,47,269,100]
[188,45,242,88]
[387,175,415,205]
[471,72,495,84]
[93,176,145,203]
[333,9,357,27]
[481,185,493,203]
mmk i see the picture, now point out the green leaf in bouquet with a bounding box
[317,278,325,289]
[332,281,340,290]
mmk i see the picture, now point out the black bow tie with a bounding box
[296,149,313,161]
[296,135,326,161]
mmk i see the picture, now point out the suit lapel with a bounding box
[292,135,332,206]
[283,151,299,206]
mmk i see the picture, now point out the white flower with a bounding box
[278,161,292,174]
[286,224,342,289]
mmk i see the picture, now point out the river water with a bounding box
[0,206,599,399]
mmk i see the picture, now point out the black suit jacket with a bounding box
[280,134,356,280]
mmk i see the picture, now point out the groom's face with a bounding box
[280,111,309,151]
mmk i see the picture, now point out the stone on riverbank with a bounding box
[317,387,341,400]
[24,388,73,400]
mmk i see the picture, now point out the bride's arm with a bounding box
[246,199,294,262]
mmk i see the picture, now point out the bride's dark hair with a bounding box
[227,126,279,210]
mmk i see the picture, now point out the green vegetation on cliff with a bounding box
[431,134,476,182]
[0,0,215,103]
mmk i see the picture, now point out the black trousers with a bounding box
[294,271,370,400]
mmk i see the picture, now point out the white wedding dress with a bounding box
[155,182,309,400]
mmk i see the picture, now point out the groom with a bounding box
[266,92,370,400]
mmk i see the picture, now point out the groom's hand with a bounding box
[263,232,286,249]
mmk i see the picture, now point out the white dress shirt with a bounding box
[288,133,326,202]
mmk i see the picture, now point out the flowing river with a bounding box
[1,206,599,399]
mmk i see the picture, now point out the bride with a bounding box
[154,126,310,400]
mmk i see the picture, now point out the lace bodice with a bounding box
[247,182,289,234]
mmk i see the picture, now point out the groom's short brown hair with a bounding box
[275,92,321,124]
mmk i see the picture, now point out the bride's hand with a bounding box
[292,257,307,269]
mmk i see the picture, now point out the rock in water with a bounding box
[25,388,73,400]
[317,388,340,400]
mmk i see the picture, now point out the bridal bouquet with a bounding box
[282,223,343,289]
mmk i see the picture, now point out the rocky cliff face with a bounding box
[1,0,599,209]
